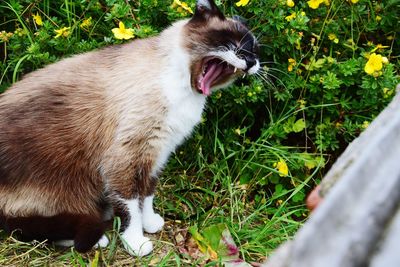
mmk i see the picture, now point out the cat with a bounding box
[0,0,259,256]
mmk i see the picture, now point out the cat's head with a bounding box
[184,0,260,96]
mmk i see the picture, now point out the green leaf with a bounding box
[202,224,226,252]
[292,119,306,133]
[283,116,295,133]
[189,224,251,266]
[292,191,305,203]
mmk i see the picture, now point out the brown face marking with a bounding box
[183,15,259,94]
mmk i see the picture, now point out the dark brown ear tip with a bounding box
[191,0,225,23]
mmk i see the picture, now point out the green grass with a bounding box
[0,181,308,266]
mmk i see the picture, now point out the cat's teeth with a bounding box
[234,67,237,73]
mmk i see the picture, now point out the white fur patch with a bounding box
[54,240,74,247]
[121,199,153,256]
[209,50,247,70]
[142,195,164,233]
[152,22,207,176]
[248,60,260,75]
[97,235,110,248]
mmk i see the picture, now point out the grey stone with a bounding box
[262,84,400,267]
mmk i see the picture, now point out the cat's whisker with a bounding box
[255,73,277,91]
[257,43,273,48]
[238,46,257,56]
[262,71,288,91]
[256,70,285,90]
[260,61,278,65]
[263,67,292,79]
[238,29,253,47]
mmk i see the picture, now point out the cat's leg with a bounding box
[73,215,106,253]
[142,195,164,234]
[3,212,106,253]
[120,198,153,256]
[103,157,155,256]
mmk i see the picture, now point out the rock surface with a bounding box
[262,85,400,267]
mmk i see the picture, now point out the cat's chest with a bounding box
[151,85,206,175]
[165,94,205,138]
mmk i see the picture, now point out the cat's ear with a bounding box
[190,0,225,22]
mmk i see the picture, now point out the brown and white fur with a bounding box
[0,0,259,256]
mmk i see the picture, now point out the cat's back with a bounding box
[0,46,120,187]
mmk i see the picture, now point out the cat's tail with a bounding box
[0,212,110,253]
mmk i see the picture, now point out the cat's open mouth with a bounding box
[196,57,236,96]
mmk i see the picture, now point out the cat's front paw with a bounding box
[143,213,164,234]
[122,235,153,256]
[96,235,109,248]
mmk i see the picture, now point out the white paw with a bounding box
[143,213,165,234]
[54,240,74,247]
[96,235,109,248]
[122,235,153,256]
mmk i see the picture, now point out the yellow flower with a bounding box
[285,12,296,21]
[180,2,193,14]
[328,33,339,43]
[307,0,324,9]
[235,0,250,7]
[173,0,193,14]
[32,13,43,26]
[54,27,71,38]
[112,22,134,40]
[80,17,92,29]
[287,0,295,7]
[288,58,296,72]
[364,53,383,75]
[273,159,289,177]
[348,0,359,3]
[376,15,382,21]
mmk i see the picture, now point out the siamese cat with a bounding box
[0,0,259,256]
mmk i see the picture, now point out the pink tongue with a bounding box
[201,63,223,96]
